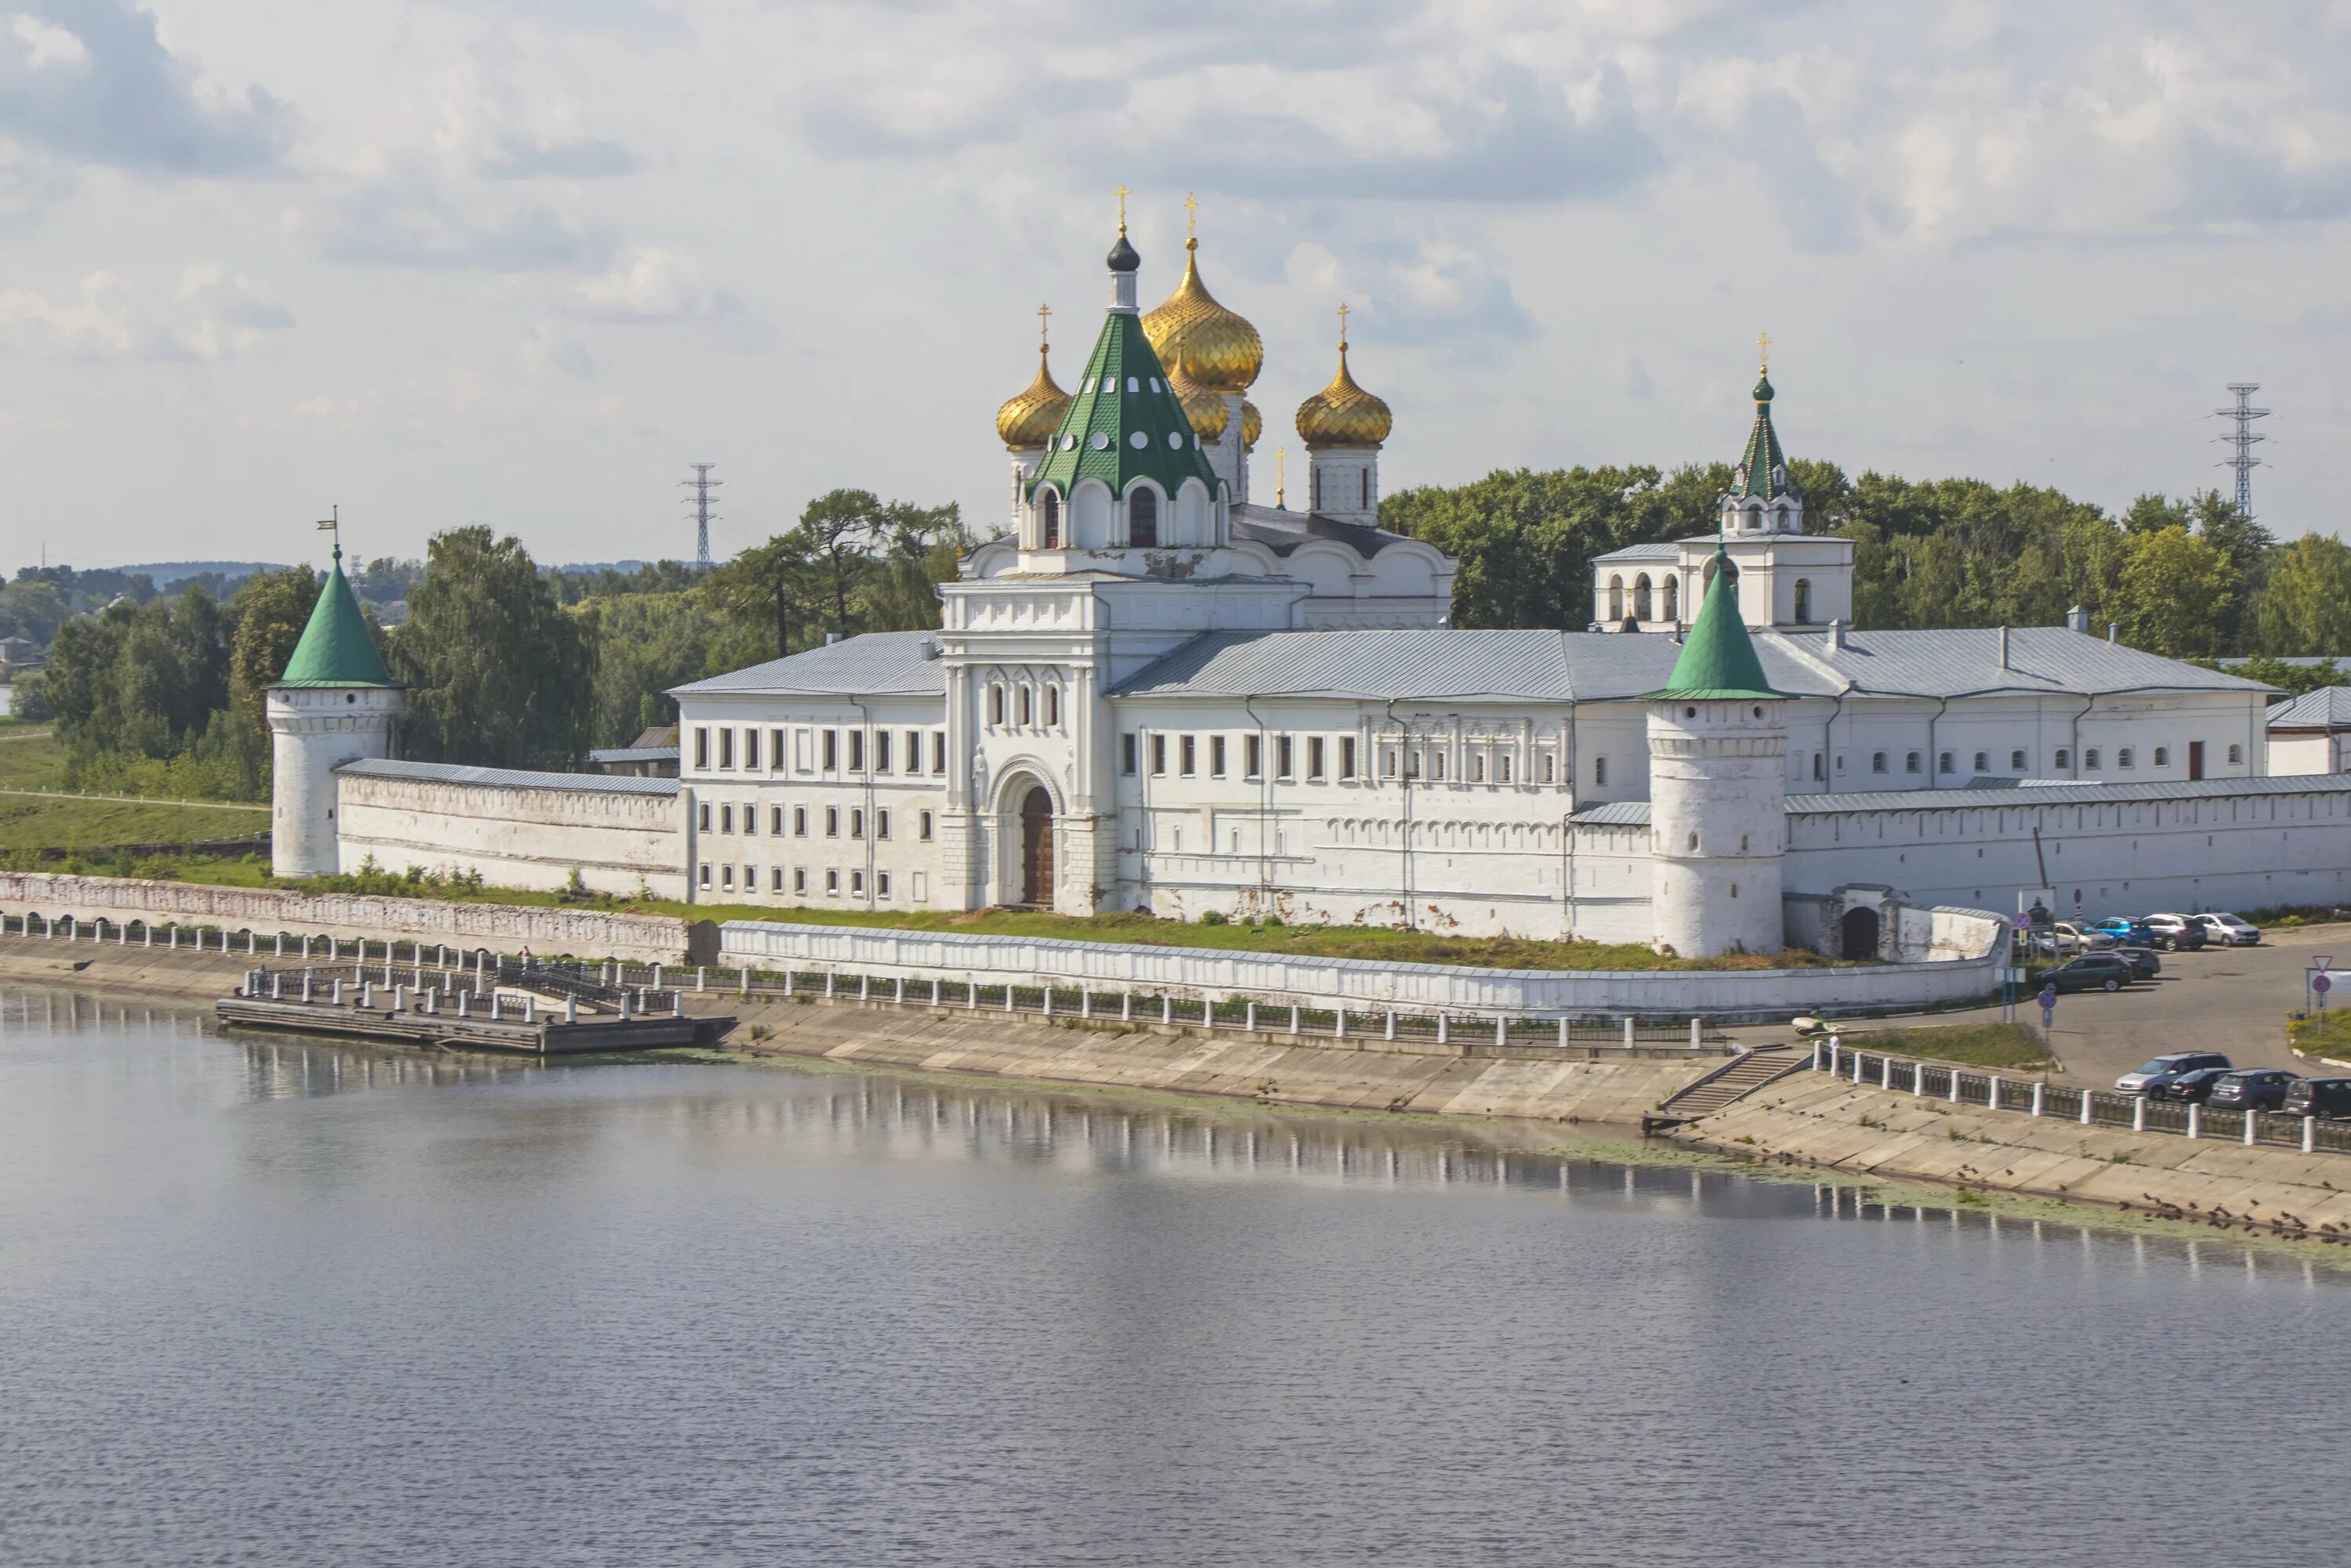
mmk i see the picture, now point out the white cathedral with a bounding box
[269,214,2351,960]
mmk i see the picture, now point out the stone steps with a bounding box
[1658,1048,1806,1117]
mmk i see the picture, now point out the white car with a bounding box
[2193,911,2262,947]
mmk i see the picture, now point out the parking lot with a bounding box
[1748,919,2351,1088]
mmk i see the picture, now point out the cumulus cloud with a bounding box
[432,39,638,180]
[0,263,288,360]
[571,245,731,321]
[297,165,615,270]
[0,0,290,175]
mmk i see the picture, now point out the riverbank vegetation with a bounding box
[1831,1023,2052,1070]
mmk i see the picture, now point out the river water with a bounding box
[0,987,2340,1568]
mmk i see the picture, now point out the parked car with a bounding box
[2117,1050,2232,1094]
[2193,912,2263,947]
[2041,953,2138,993]
[2056,921,2119,951]
[2153,1066,2236,1104]
[2282,1078,2351,1120]
[2142,913,2209,951]
[2113,947,2163,981]
[2089,917,2156,948]
[2208,1069,2297,1111]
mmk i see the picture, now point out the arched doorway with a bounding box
[1839,907,1880,961]
[1020,786,1054,907]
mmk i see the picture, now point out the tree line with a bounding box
[1380,459,2351,661]
[25,489,969,795]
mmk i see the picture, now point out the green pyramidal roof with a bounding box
[273,551,396,688]
[1649,549,1779,701]
[1730,371,1798,500]
[1027,306,1222,502]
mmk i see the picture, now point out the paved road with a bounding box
[1739,922,2351,1087]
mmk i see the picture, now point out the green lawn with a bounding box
[163,857,1847,972]
[0,729,67,791]
[2289,1009,2351,1063]
[1832,1022,2052,1070]
[0,795,268,856]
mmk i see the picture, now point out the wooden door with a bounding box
[2188,741,2204,781]
[1020,787,1053,906]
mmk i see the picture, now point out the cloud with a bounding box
[522,321,596,377]
[0,264,294,360]
[0,0,291,175]
[298,165,615,270]
[571,245,731,321]
[431,41,639,180]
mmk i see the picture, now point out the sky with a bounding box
[2,0,2349,575]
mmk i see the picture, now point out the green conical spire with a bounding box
[1650,548,1778,701]
[273,549,396,688]
[1730,371,1796,501]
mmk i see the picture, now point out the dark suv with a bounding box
[2041,953,2137,993]
[2117,1051,2232,1094]
[2153,1067,2233,1104]
[2208,1070,2297,1111]
[2283,1078,2351,1121]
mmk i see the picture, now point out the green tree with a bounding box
[2251,533,2351,656]
[581,589,746,746]
[707,531,820,659]
[389,527,595,770]
[2117,527,2237,657]
[226,567,323,735]
[2218,654,2343,697]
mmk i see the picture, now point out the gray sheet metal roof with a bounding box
[1112,629,1674,701]
[1230,502,1411,559]
[671,630,946,698]
[336,758,680,796]
[588,746,679,763]
[2267,686,2351,730]
[1589,542,1682,563]
[1573,771,2351,825]
[1766,626,2277,699]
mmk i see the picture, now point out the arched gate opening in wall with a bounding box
[1840,906,1881,961]
[1020,787,1054,907]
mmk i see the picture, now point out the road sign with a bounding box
[2315,973,2334,995]
[2315,954,2334,971]
[2013,912,2033,928]
[2038,987,2057,1009]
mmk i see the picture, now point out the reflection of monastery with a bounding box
[266,212,2351,958]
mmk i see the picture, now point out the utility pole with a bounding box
[681,463,721,568]
[2214,384,2269,522]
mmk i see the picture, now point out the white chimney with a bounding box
[1828,618,1845,651]
[2065,604,2090,634]
[1998,625,2010,669]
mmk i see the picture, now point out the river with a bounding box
[0,987,2338,1567]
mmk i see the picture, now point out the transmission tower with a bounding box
[680,463,721,568]
[2213,383,2269,521]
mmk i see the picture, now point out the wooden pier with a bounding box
[213,959,731,1055]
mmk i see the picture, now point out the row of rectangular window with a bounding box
[1851,743,2241,777]
[697,863,905,900]
[1118,733,1567,787]
[697,802,936,842]
[692,726,948,777]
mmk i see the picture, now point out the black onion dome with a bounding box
[1107,232,1141,273]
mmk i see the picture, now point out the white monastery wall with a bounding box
[334,771,686,900]
[2266,733,2346,776]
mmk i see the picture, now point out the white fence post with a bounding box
[2186,1103,2201,1140]
[2132,1095,2146,1132]
[1622,1015,1636,1050]
[696,966,706,992]
[1120,993,1131,1022]
[1690,1017,1703,1051]
[2305,1115,2317,1153]
[1812,1038,1824,1071]
[1988,1077,2002,1112]
[1852,1051,1864,1085]
[1912,1062,1925,1098]
[2030,1081,2045,1118]
[2079,1091,2094,1126]
[1879,1056,1893,1090]
[1244,1001,1257,1032]
[1291,1005,1302,1035]
[1827,1036,1840,1074]
[2244,1110,2259,1147]
[1494,1016,1507,1048]
[1335,1009,1346,1039]
[1436,1014,1450,1045]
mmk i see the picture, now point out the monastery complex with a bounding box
[266,218,2351,965]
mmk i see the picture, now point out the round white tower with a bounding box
[1646,546,1787,958]
[266,546,402,878]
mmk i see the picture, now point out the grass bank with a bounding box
[150,856,1848,972]
[2289,1010,2351,1065]
[1829,1022,2052,1070]
[0,798,268,856]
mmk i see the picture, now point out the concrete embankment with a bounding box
[0,937,1713,1124]
[1672,1071,2351,1238]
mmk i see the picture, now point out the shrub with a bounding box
[1198,909,1227,925]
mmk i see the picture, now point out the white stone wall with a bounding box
[268,686,399,877]
[715,910,2008,1022]
[334,771,686,899]
[0,872,691,964]
[2266,732,2346,775]
[1648,698,1787,957]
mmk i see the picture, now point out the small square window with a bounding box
[826,870,840,895]
[2154,746,2169,766]
[1151,734,1168,776]
[877,871,892,899]
[794,868,807,894]
[822,730,839,770]
[1277,736,1294,779]
[720,803,734,833]
[794,806,808,836]
[2085,748,2102,770]
[2010,750,2027,771]
[771,866,785,892]
[850,870,865,896]
[932,733,947,773]
[919,809,934,841]
[720,864,734,891]
[850,809,864,839]
[697,863,712,889]
[1212,735,1227,777]
[1180,735,1197,777]
[1904,751,1921,774]
[697,802,712,831]
[1122,734,1138,775]
[848,730,864,773]
[1342,737,1358,780]
[771,805,784,835]
[825,806,840,836]
[2118,748,2135,769]
[876,809,891,840]
[1871,751,1888,774]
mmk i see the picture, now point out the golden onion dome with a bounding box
[994,335,1070,450]
[1166,359,1228,441]
[1241,398,1262,450]
[1142,238,1262,394]
[1295,339,1391,449]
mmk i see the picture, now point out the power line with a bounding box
[2212,383,2269,521]
[680,463,721,568]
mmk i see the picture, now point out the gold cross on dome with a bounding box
[1338,301,1351,347]
[1184,190,1198,241]
[1115,184,1130,234]
[1757,328,1771,371]
[1037,302,1051,350]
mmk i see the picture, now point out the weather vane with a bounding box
[316,504,341,560]
[1115,184,1129,234]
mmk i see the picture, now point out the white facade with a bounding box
[268,685,400,878]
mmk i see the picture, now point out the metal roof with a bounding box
[672,630,947,698]
[588,746,679,763]
[335,758,680,797]
[2267,686,2351,730]
[1589,542,1682,563]
[1573,771,2351,825]
[1230,502,1413,559]
[1762,625,2278,699]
